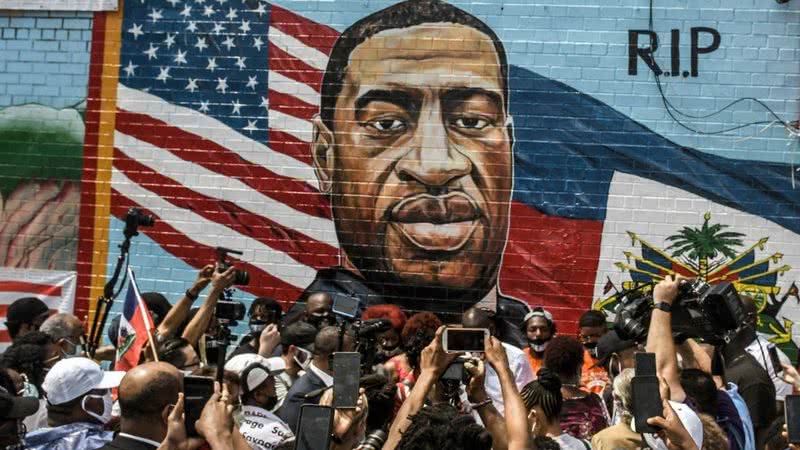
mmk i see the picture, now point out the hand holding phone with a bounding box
[786,395,800,444]
[333,352,361,408]
[442,327,489,353]
[183,376,215,437]
[632,353,662,434]
[295,405,334,450]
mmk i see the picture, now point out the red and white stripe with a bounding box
[110,6,340,305]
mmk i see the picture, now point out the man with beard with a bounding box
[522,308,556,375]
[578,310,610,394]
[297,0,530,347]
[235,359,294,449]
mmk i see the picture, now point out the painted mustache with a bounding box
[389,192,481,224]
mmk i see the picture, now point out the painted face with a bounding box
[317,24,512,297]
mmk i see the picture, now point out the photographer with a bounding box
[181,266,236,351]
[229,298,284,359]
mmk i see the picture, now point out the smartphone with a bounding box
[768,344,783,375]
[632,353,661,434]
[332,294,360,318]
[441,359,465,382]
[294,405,334,450]
[442,328,489,353]
[183,376,214,437]
[333,352,360,408]
[786,395,800,444]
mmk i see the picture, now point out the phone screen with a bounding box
[332,294,360,318]
[786,395,800,444]
[295,405,334,450]
[333,352,360,408]
[184,376,214,437]
[768,345,783,375]
[632,352,661,434]
[444,328,487,353]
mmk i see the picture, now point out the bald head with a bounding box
[462,307,492,329]
[40,313,83,341]
[119,362,182,421]
[306,292,333,315]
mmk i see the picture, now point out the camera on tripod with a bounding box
[123,208,155,237]
[215,246,250,286]
[614,279,745,345]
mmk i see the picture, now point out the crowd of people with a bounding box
[0,269,798,450]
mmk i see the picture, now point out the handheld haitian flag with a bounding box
[115,268,155,372]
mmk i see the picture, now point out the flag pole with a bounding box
[146,327,160,363]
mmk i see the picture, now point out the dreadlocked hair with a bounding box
[396,403,492,450]
[520,368,563,419]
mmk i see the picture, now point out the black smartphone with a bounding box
[333,352,360,408]
[294,405,334,450]
[786,395,800,444]
[332,294,360,318]
[183,375,214,437]
[441,359,465,382]
[632,353,661,434]
[768,344,783,375]
[442,328,488,353]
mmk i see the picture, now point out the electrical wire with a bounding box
[646,0,796,135]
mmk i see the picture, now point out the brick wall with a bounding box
[1,0,799,354]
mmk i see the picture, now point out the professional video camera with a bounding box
[215,246,250,286]
[350,318,393,373]
[614,280,745,345]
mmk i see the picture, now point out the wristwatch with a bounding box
[654,301,672,313]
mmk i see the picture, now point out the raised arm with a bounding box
[466,358,509,450]
[158,264,214,340]
[384,326,458,450]
[182,267,235,347]
[485,336,531,450]
[646,275,686,402]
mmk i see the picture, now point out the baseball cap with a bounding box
[0,388,38,419]
[280,321,317,350]
[637,400,704,450]
[595,330,637,368]
[6,297,49,325]
[225,354,285,393]
[523,307,554,324]
[42,357,125,405]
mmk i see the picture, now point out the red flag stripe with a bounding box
[0,330,8,342]
[115,108,332,220]
[269,4,339,56]
[113,149,338,270]
[267,129,315,167]
[0,281,62,297]
[110,190,304,306]
[269,89,319,122]
[268,43,324,93]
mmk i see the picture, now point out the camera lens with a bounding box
[234,269,250,285]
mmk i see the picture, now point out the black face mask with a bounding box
[583,342,598,359]
[307,313,336,329]
[261,395,278,411]
[249,320,267,335]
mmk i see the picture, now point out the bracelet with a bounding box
[185,289,198,301]
[471,399,493,410]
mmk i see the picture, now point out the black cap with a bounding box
[595,330,636,368]
[6,297,48,325]
[280,321,317,350]
[0,390,39,419]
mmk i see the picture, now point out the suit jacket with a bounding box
[97,435,158,450]
[277,368,327,433]
[292,267,530,348]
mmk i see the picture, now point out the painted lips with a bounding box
[388,193,481,252]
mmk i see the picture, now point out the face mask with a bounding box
[262,395,278,411]
[61,339,84,358]
[20,382,38,399]
[82,392,113,424]
[307,313,335,329]
[584,342,598,359]
[529,338,549,355]
[249,320,267,335]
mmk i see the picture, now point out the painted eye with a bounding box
[369,119,406,132]
[453,117,490,130]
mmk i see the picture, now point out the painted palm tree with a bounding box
[666,212,745,280]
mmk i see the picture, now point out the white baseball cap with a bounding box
[42,357,126,405]
[224,354,285,392]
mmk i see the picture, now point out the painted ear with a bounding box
[312,115,335,194]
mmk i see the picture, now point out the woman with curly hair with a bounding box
[521,368,591,450]
[392,312,442,415]
[361,304,408,368]
[543,335,610,440]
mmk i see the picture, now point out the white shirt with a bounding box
[119,432,162,448]
[745,335,792,400]
[308,362,333,387]
[23,398,48,432]
[240,405,294,450]
[483,342,535,414]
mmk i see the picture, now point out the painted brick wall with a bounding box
[1,1,799,355]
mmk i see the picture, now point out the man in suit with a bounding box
[278,326,355,432]
[98,362,182,450]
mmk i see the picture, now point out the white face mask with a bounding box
[20,382,38,398]
[82,392,113,424]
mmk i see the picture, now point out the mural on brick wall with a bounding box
[74,0,800,345]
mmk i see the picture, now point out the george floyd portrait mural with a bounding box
[69,0,800,352]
